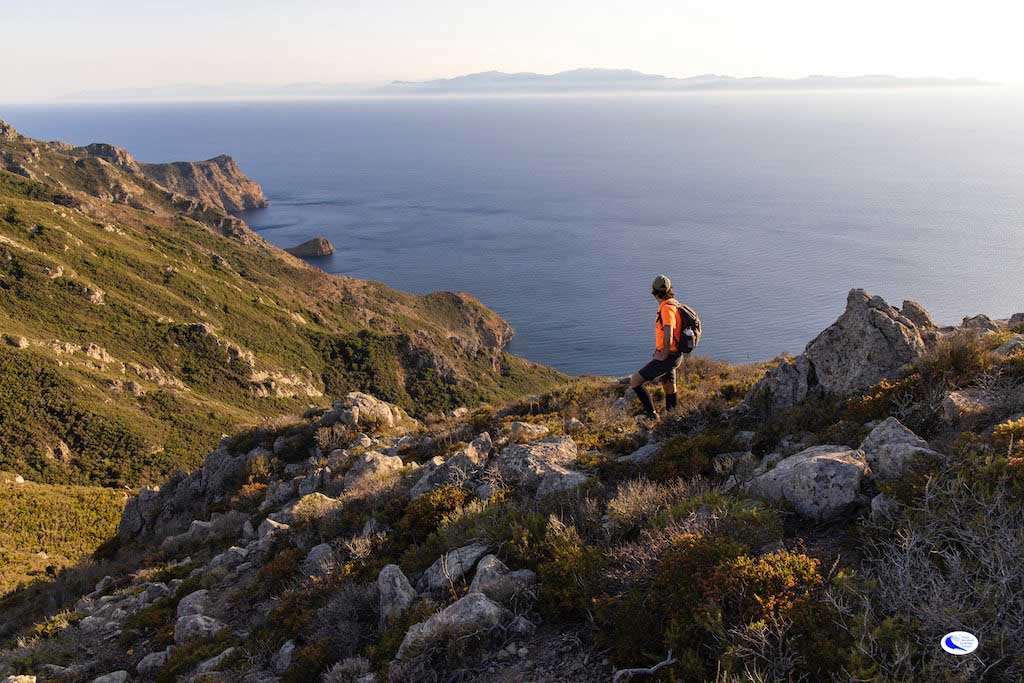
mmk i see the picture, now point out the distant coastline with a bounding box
[56,68,992,103]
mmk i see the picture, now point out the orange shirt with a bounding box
[655,299,681,352]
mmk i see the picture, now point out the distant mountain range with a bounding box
[61,69,989,102]
[390,68,989,93]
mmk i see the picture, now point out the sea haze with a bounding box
[6,88,1023,376]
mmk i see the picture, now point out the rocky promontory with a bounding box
[139,154,269,214]
[285,236,335,257]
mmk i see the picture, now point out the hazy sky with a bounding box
[3,0,1022,102]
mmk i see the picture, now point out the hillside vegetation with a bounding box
[0,121,561,488]
[0,474,127,595]
[1,290,1022,682]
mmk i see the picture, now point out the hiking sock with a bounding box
[665,392,678,411]
[633,386,657,418]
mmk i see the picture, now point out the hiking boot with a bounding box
[637,412,659,428]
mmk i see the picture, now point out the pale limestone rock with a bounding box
[744,445,869,521]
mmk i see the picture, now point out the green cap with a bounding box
[652,274,672,293]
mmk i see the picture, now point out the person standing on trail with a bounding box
[628,274,701,421]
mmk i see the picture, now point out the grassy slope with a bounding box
[0,143,562,488]
[0,475,126,595]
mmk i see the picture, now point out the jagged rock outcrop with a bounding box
[285,236,334,257]
[900,300,935,329]
[747,289,927,414]
[744,445,869,520]
[322,392,420,435]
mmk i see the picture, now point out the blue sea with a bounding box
[5,89,1023,376]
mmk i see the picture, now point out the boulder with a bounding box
[272,640,296,674]
[747,289,926,413]
[497,436,590,498]
[509,422,549,443]
[1010,313,1024,327]
[92,673,128,683]
[744,445,869,521]
[396,592,511,660]
[418,542,490,592]
[344,452,405,490]
[859,417,941,480]
[901,300,934,329]
[468,555,537,604]
[4,677,36,683]
[378,564,417,629]
[870,493,901,521]
[197,646,237,673]
[324,392,418,434]
[995,335,1024,356]
[258,518,290,539]
[175,589,209,618]
[618,443,660,465]
[536,469,591,498]
[136,648,171,675]
[174,614,227,645]
[302,543,335,577]
[299,467,330,496]
[962,314,999,332]
[942,389,993,422]
[136,651,169,675]
[210,545,249,570]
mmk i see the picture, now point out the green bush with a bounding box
[395,484,471,544]
[651,427,740,480]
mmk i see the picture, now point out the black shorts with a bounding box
[637,353,685,383]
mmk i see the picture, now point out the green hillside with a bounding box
[0,123,562,487]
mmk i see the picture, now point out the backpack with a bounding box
[674,301,702,353]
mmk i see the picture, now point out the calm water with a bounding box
[5,90,1024,376]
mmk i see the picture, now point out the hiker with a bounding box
[628,274,701,421]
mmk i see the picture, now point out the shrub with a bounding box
[916,332,992,389]
[651,427,739,480]
[395,484,471,543]
[368,599,439,666]
[321,656,372,683]
[536,517,605,619]
[156,631,234,683]
[703,549,822,630]
[283,639,333,683]
[993,416,1024,457]
[605,478,692,538]
[254,546,304,597]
